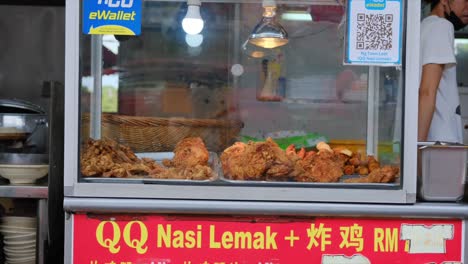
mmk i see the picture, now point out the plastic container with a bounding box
[418,142,468,201]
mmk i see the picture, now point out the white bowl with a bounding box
[2,217,36,227]
[5,251,35,258]
[4,247,35,254]
[0,225,36,232]
[5,260,35,264]
[0,164,48,184]
[0,230,35,236]
[4,233,36,242]
[4,244,35,251]
[3,239,35,246]
[3,238,36,246]
[5,256,35,263]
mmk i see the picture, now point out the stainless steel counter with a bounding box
[64,197,468,218]
[0,183,48,198]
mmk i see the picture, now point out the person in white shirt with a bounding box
[419,0,468,143]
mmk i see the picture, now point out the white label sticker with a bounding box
[345,0,402,66]
[400,224,454,254]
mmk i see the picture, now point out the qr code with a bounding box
[356,13,393,50]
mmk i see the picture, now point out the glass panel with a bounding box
[455,38,468,87]
[79,1,403,188]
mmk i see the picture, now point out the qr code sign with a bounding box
[356,13,393,50]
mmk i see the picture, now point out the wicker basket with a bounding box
[82,113,243,152]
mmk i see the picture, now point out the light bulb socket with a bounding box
[262,0,276,8]
[263,6,276,17]
[187,0,201,6]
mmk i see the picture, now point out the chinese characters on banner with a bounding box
[73,214,463,264]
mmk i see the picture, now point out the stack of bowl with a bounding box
[0,216,36,264]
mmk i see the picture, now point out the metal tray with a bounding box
[418,142,467,201]
[218,173,399,189]
[81,152,220,184]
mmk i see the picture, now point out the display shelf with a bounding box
[64,198,468,218]
[0,178,47,198]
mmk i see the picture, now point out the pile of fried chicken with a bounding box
[221,139,399,183]
[81,137,215,180]
[81,136,399,183]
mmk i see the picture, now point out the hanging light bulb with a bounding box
[182,0,204,35]
[249,0,288,49]
[242,39,273,59]
[185,33,204,47]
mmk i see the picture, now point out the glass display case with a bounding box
[64,0,419,203]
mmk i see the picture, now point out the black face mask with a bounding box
[445,11,466,30]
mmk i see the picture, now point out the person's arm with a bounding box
[418,63,444,141]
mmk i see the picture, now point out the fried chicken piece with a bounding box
[102,166,126,178]
[286,144,296,156]
[294,161,342,182]
[81,139,145,177]
[348,153,361,166]
[81,138,217,180]
[221,142,267,180]
[262,138,294,178]
[81,153,114,177]
[159,137,215,180]
[83,138,139,163]
[305,150,316,159]
[163,137,209,168]
[297,160,343,182]
[344,165,400,183]
[141,158,166,175]
[368,155,380,172]
[316,142,333,152]
[286,144,303,162]
[156,165,214,180]
[102,163,152,178]
[356,166,369,175]
[297,148,306,159]
[333,147,353,157]
[343,165,355,175]
[81,138,167,178]
[293,150,343,182]
[224,153,267,180]
[335,153,351,167]
[221,138,293,181]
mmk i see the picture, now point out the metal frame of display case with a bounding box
[64,0,419,204]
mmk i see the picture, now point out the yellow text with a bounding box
[89,10,136,21]
[339,224,364,252]
[157,224,202,249]
[209,225,278,249]
[123,221,148,254]
[374,228,399,252]
[307,223,332,251]
[96,221,121,254]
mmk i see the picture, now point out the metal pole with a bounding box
[90,35,103,139]
[37,199,48,264]
[367,66,380,155]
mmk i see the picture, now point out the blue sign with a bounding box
[365,0,386,10]
[83,0,141,36]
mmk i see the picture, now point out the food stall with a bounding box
[64,0,468,263]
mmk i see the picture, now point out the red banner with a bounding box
[73,214,463,264]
